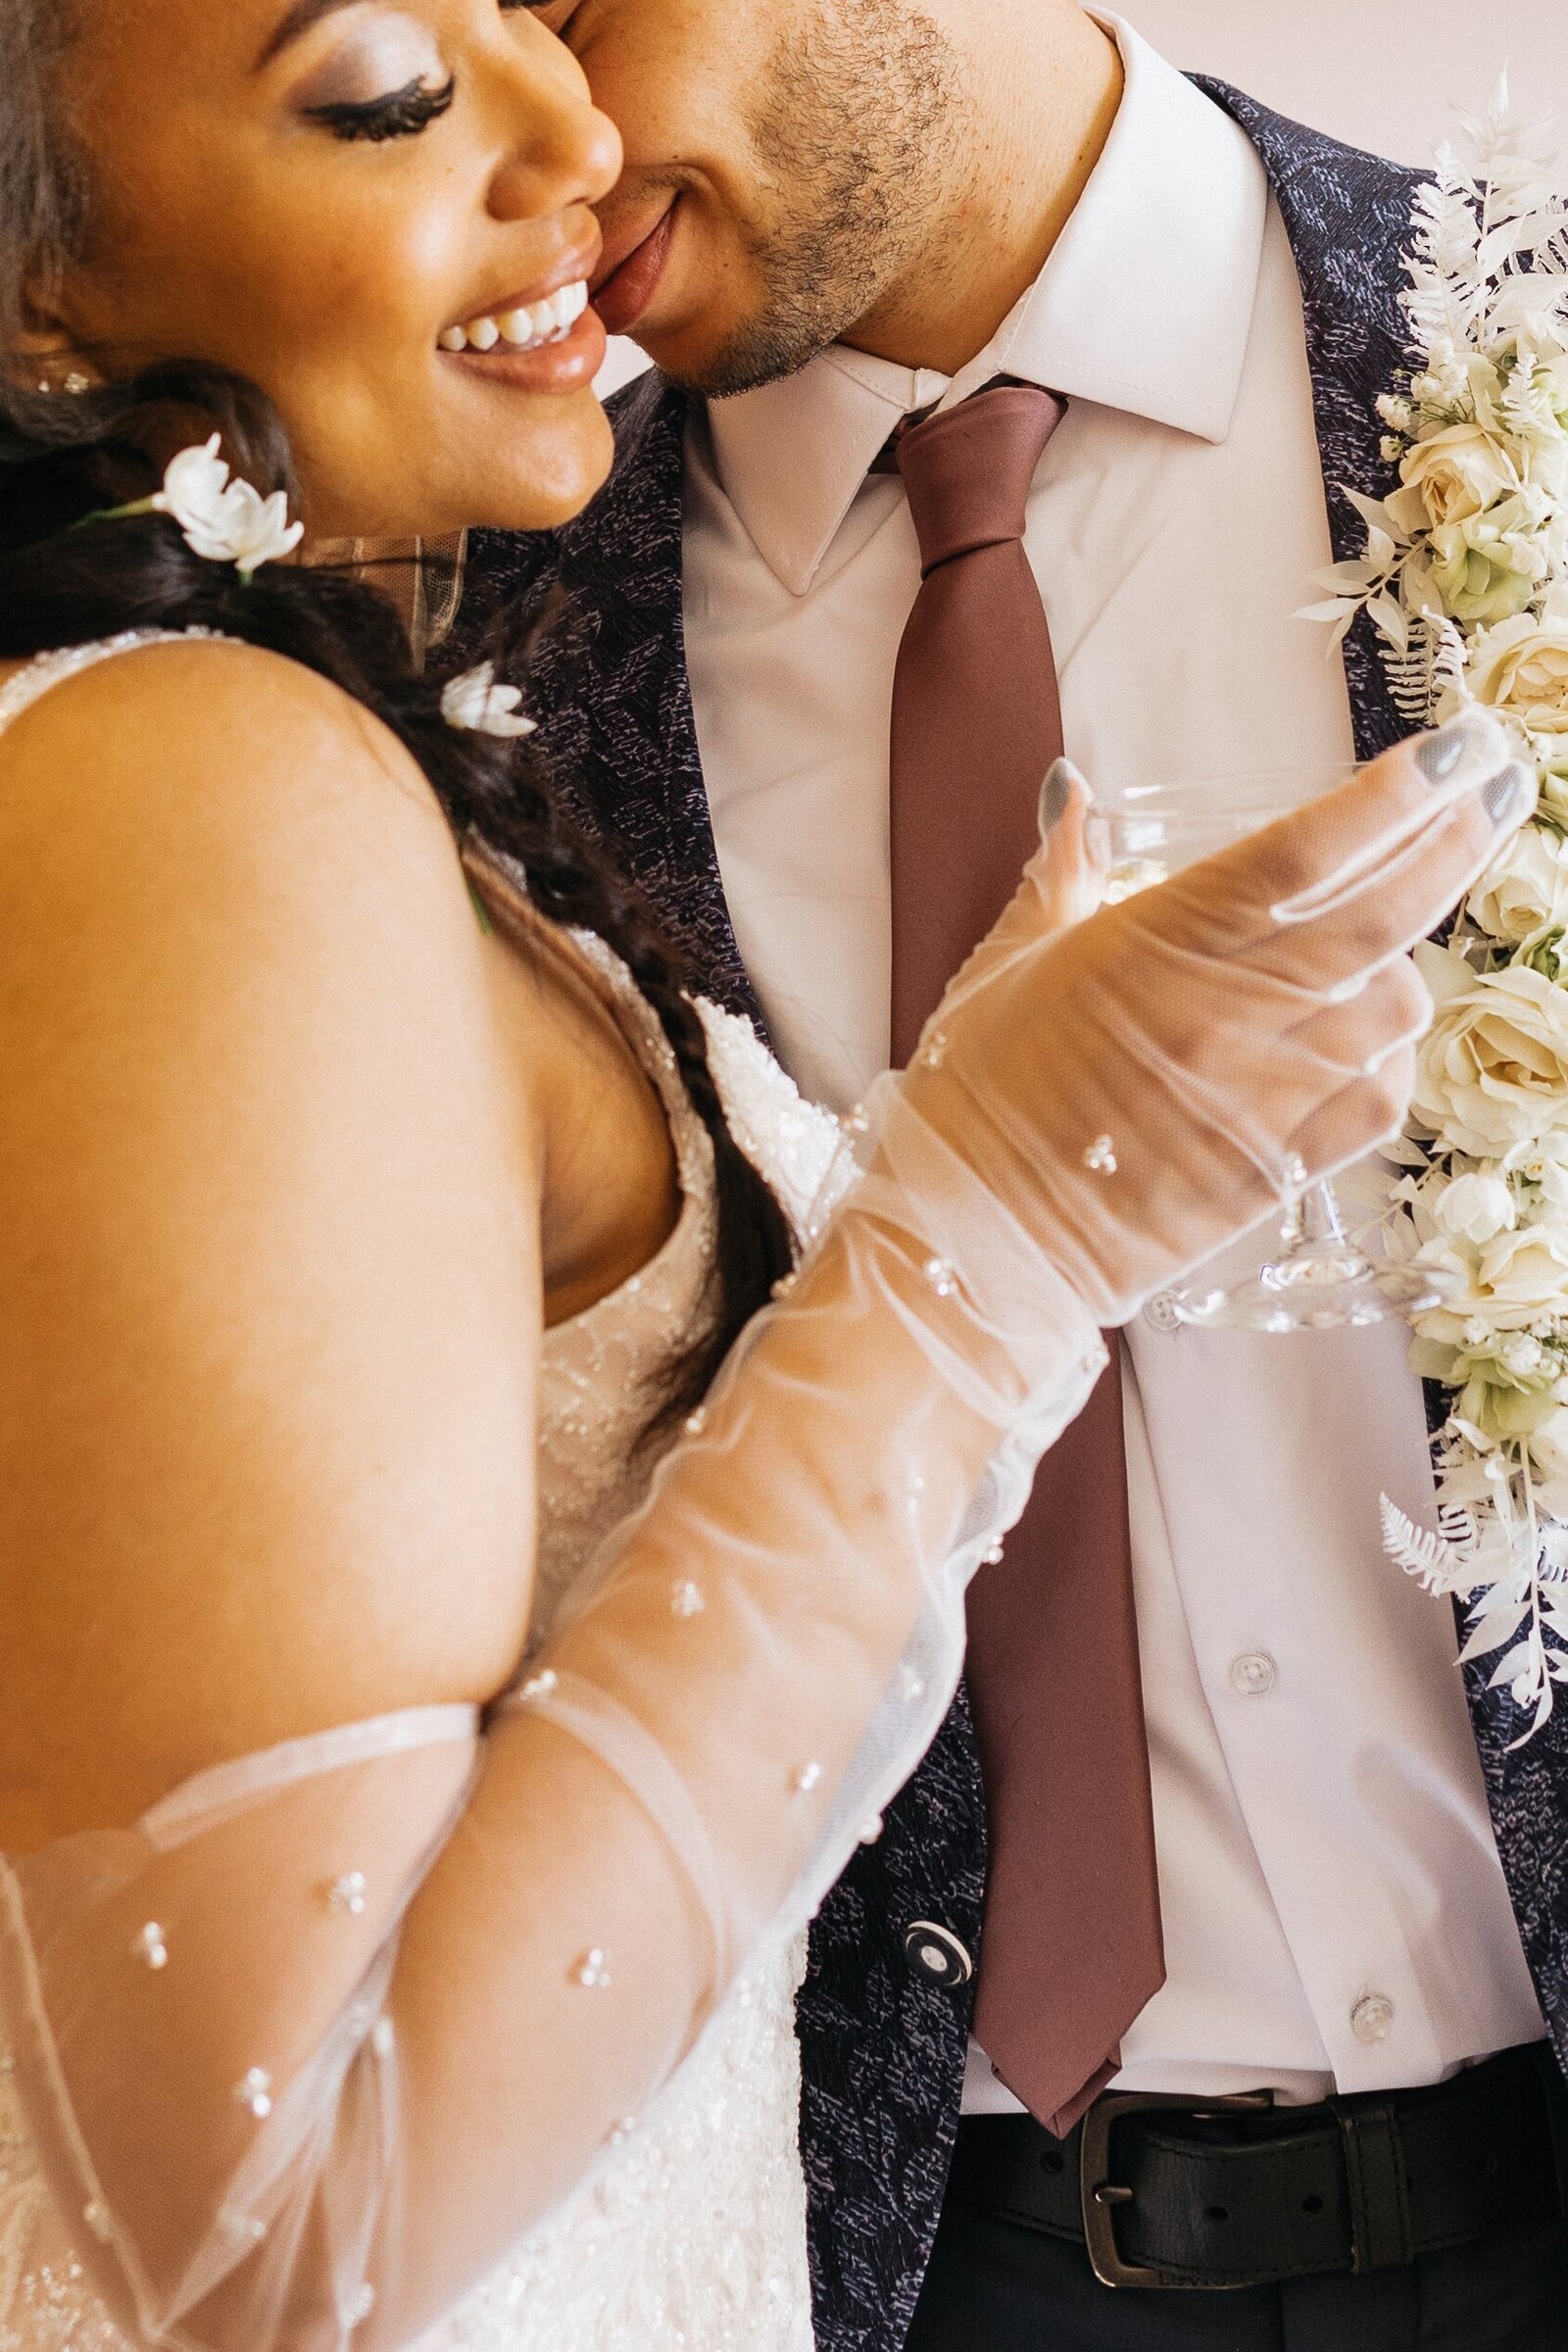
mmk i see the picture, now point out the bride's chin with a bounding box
[469,394,616,535]
[297,396,616,543]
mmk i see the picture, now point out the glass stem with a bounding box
[1281,1181,1347,1255]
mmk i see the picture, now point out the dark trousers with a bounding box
[905,2196,1568,2351]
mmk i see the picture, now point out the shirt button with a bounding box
[1144,1292,1184,1333]
[1351,1993,1396,2044]
[1230,1651,1277,1698]
[903,1922,975,1988]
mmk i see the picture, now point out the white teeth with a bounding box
[441,280,591,358]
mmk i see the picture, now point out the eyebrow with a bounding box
[255,0,368,71]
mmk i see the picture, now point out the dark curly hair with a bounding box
[0,1,794,1430]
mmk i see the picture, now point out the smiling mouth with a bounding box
[438,279,591,357]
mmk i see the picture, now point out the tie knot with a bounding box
[895,383,1065,575]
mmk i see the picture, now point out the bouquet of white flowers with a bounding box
[1306,83,1568,1740]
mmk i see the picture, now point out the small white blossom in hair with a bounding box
[440,662,539,739]
[149,435,304,576]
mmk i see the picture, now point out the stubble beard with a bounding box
[675,0,976,400]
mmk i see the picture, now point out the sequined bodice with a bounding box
[0,637,847,2352]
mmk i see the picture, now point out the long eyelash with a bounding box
[305,74,457,143]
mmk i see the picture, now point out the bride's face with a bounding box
[41,0,623,537]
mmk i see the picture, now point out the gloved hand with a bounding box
[871,710,1529,1329]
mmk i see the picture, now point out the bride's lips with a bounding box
[592,201,679,338]
[437,237,608,396]
[440,300,608,397]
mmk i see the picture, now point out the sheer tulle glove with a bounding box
[865,711,1531,1330]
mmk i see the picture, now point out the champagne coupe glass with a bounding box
[1086,763,1457,1333]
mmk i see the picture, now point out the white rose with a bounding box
[1466,611,1568,743]
[1411,1216,1568,1354]
[1411,957,1568,1156]
[1388,421,1520,535]
[1433,1171,1518,1244]
[1427,491,1554,625]
[1465,819,1568,943]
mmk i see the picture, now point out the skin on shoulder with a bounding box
[0,639,548,1842]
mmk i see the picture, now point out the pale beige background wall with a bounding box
[598,0,1568,396]
[1131,0,1561,164]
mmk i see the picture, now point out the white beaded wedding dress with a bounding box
[0,638,846,2352]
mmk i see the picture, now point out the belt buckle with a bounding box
[1079,2089,1273,2289]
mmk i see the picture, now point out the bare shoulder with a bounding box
[0,634,450,878]
[0,639,545,1836]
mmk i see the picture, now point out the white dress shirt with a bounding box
[682,13,1545,2104]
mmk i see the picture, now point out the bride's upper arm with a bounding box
[0,641,544,1842]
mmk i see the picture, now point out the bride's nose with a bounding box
[482,19,623,222]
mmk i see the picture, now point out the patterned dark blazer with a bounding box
[463,84,1568,2352]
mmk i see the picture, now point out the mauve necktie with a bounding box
[889,382,1165,2136]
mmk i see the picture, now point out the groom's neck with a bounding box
[840,3,1123,377]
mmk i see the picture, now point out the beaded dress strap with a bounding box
[0,631,235,740]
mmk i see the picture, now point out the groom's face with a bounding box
[529,0,978,394]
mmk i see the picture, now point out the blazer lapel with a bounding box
[468,370,764,1027]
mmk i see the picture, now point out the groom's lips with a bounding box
[591,200,679,338]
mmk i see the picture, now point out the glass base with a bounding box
[1172,1244,1453,1334]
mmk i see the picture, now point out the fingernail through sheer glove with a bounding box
[0,716,1521,2352]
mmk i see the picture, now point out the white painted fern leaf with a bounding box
[1381,1495,1478,1593]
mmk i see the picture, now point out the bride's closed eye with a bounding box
[305,74,457,139]
[292,13,456,141]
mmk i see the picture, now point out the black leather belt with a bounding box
[948,2042,1568,2290]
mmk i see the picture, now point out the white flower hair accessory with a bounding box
[152,436,304,575]
[76,434,304,579]
[439,662,539,739]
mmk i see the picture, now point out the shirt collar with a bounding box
[702,12,1269,597]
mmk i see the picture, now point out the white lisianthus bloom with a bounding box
[439,662,539,739]
[1433,1170,1519,1243]
[1465,818,1568,942]
[1388,420,1521,535]
[1427,490,1555,624]
[1466,603,1568,742]
[1411,951,1568,1156]
[152,435,304,575]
